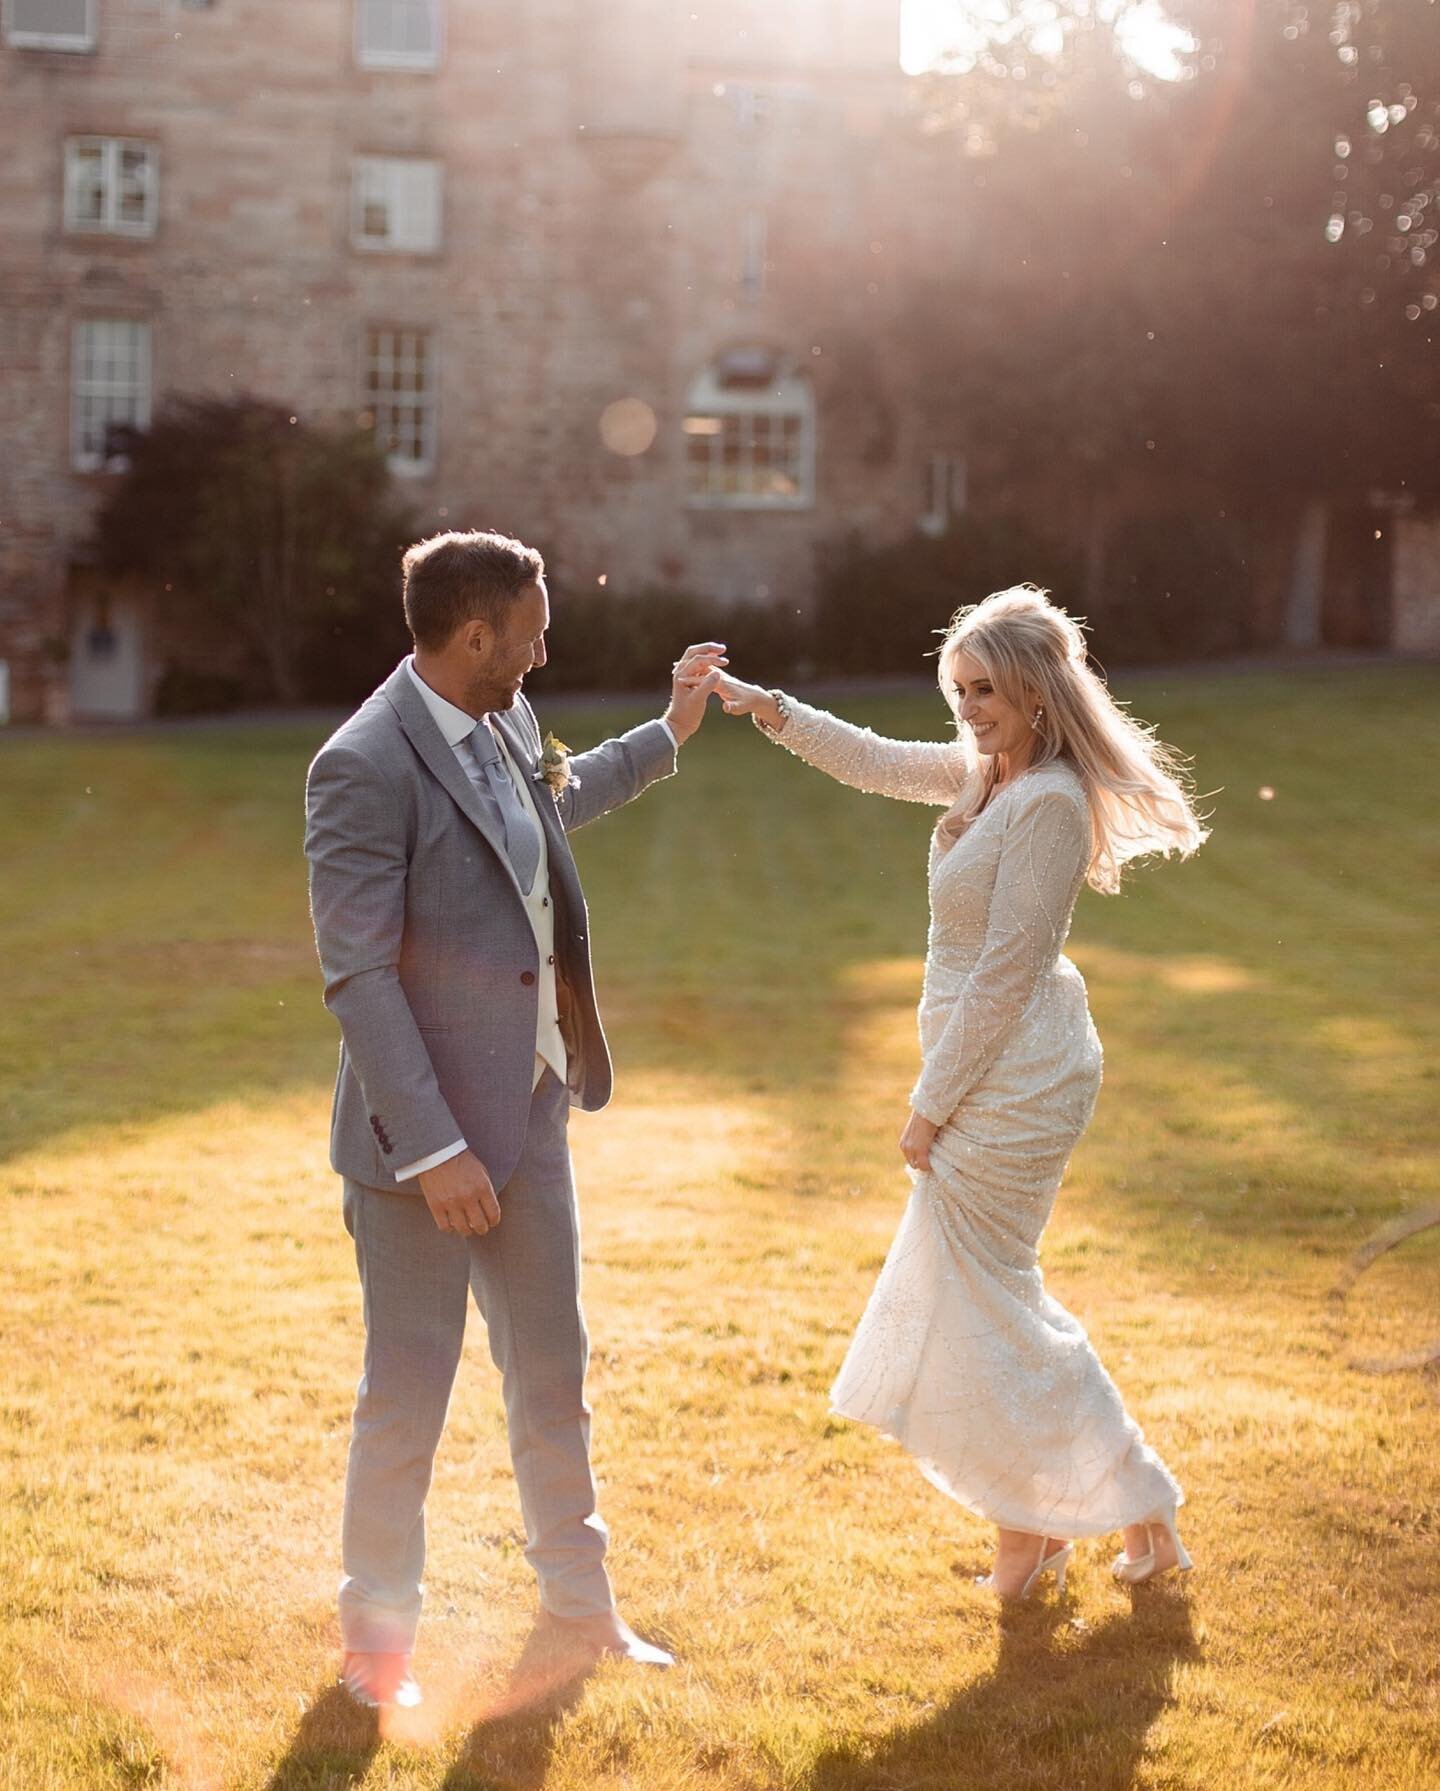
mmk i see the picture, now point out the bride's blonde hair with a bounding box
[937,585,1207,894]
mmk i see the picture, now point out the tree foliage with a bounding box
[908,0,1440,618]
[94,397,417,704]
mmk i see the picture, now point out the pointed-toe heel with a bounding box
[1112,1507,1194,1586]
[981,1537,1073,1601]
[1031,1540,1073,1599]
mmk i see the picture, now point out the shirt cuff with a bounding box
[658,716,679,751]
[394,1138,467,1182]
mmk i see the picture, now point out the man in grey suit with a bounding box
[304,529,724,1710]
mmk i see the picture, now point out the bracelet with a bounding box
[754,689,791,736]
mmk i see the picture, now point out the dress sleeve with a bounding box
[909,784,1091,1126]
[757,695,973,806]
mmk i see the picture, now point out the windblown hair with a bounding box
[938,585,1208,894]
[402,529,545,651]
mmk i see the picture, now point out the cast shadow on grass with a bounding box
[437,1618,599,1791]
[260,1623,597,1791]
[262,1681,378,1791]
[807,1590,1199,1791]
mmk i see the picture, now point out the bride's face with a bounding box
[948,648,1034,758]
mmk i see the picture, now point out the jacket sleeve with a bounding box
[305,741,463,1168]
[757,695,974,806]
[550,717,679,833]
[909,784,1091,1126]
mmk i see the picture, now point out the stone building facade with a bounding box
[1,0,966,721]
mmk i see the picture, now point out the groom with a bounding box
[304,529,723,1710]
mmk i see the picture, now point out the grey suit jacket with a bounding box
[305,659,677,1193]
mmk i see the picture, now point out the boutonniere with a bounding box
[535,731,580,796]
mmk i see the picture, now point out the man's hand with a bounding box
[900,1111,941,1174]
[418,1149,501,1237]
[663,642,728,744]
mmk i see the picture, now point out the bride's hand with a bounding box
[900,1111,940,1173]
[715,673,784,731]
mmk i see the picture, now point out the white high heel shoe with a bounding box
[979,1536,1074,1601]
[1111,1508,1195,1586]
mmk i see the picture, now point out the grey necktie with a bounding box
[460,721,541,896]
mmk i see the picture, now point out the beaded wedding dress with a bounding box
[766,699,1185,1539]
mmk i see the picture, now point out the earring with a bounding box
[1031,704,1044,732]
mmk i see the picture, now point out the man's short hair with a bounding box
[401,530,545,651]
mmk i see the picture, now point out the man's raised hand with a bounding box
[664,642,728,744]
[418,1149,502,1237]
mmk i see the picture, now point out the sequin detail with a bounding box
[762,697,1185,1537]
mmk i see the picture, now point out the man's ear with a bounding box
[460,616,494,657]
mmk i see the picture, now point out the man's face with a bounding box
[466,579,549,714]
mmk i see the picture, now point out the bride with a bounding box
[714,586,1207,1600]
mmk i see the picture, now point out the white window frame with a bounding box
[350,157,443,254]
[3,0,96,50]
[683,356,814,511]
[918,451,968,537]
[364,327,437,476]
[64,138,159,238]
[71,319,152,473]
[355,0,441,71]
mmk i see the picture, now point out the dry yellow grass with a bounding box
[2,666,1438,1790]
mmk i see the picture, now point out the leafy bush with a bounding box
[152,664,247,717]
[1092,513,1257,663]
[812,516,1081,677]
[530,589,807,695]
[95,397,417,706]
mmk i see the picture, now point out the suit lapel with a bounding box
[382,663,526,904]
[494,705,582,904]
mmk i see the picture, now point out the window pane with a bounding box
[68,143,105,224]
[67,139,156,234]
[357,0,438,66]
[365,327,434,469]
[73,320,151,469]
[8,0,93,45]
[118,146,151,224]
[683,363,811,505]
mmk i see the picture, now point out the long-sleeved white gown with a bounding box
[767,698,1184,1539]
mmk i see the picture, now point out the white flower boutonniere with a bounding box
[536,731,580,796]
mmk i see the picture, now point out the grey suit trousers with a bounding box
[337,1068,610,1651]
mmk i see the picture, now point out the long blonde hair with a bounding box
[937,585,1208,894]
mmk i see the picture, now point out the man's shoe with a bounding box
[340,1650,423,1710]
[542,1610,674,1668]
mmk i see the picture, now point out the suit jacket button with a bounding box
[547,954,555,965]
[520,970,536,986]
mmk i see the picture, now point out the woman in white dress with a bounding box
[714,586,1207,1600]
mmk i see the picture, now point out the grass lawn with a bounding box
[1,662,1437,1791]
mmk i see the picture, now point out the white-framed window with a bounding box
[64,139,159,237]
[683,349,814,509]
[4,0,96,50]
[355,0,441,70]
[740,211,767,302]
[918,451,968,537]
[71,319,152,472]
[364,327,436,474]
[351,157,442,253]
[715,80,812,129]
